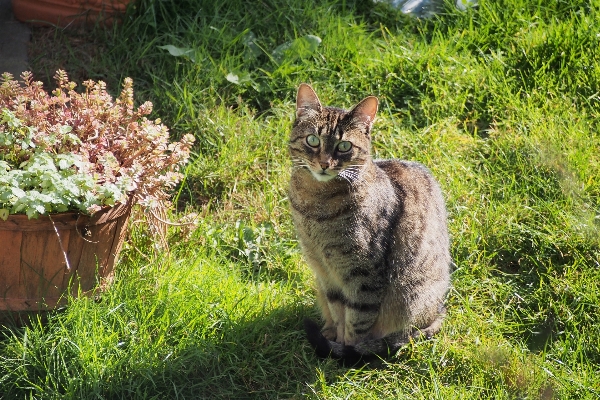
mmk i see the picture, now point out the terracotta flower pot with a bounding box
[11,0,131,27]
[0,201,131,320]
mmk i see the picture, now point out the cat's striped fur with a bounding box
[289,84,451,365]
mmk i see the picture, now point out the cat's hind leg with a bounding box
[413,306,446,339]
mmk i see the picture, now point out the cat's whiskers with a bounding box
[336,163,365,184]
[291,157,311,171]
[338,169,359,184]
[292,166,309,173]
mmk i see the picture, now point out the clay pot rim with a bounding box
[0,200,131,231]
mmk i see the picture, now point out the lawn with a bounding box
[1,0,599,398]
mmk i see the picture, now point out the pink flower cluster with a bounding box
[0,70,194,214]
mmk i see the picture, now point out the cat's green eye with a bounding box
[337,141,352,152]
[306,135,320,147]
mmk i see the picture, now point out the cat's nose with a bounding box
[319,161,329,170]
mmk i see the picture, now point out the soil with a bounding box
[28,25,107,89]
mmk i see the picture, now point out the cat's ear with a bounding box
[296,84,322,120]
[350,96,378,134]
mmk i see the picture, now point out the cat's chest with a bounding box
[289,170,398,253]
[288,173,355,222]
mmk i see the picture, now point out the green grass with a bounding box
[2,0,600,398]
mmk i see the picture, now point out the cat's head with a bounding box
[289,84,378,183]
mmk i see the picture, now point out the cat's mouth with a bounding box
[311,169,337,182]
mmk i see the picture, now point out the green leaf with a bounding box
[271,34,322,64]
[158,45,196,63]
[226,71,253,86]
[56,154,76,170]
[242,31,262,62]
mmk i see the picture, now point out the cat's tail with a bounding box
[303,317,442,366]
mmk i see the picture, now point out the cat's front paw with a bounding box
[321,326,337,341]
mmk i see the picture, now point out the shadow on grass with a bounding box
[0,301,328,399]
[483,236,600,355]
[118,305,316,398]
[0,297,452,398]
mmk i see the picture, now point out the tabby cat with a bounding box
[289,84,451,364]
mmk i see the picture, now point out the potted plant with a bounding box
[0,70,194,316]
[11,0,132,27]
